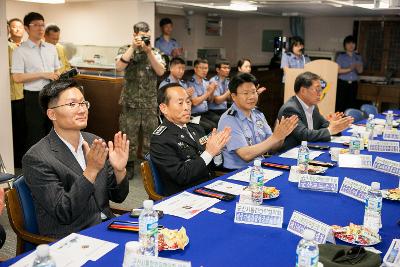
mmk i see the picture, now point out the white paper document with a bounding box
[372,118,399,127]
[10,233,118,267]
[279,148,324,160]
[330,135,352,144]
[338,154,373,169]
[154,191,220,219]
[205,180,246,195]
[227,166,283,183]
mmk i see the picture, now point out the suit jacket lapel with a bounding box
[49,128,84,176]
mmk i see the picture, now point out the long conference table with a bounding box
[4,112,400,266]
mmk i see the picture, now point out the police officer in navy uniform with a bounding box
[155,18,183,58]
[335,35,363,112]
[150,83,231,196]
[281,36,311,82]
[218,73,298,170]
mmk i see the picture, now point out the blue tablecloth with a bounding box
[3,118,400,267]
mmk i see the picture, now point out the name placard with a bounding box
[298,175,339,193]
[130,255,191,267]
[383,130,400,141]
[338,154,372,169]
[287,211,334,244]
[234,203,284,228]
[339,177,370,203]
[373,156,400,176]
[368,140,400,153]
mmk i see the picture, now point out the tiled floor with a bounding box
[0,166,149,261]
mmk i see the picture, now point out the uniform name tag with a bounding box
[368,140,400,153]
[130,255,191,267]
[234,203,284,228]
[339,177,370,203]
[287,211,334,244]
[373,156,400,176]
[298,175,339,193]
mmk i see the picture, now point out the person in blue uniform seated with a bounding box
[237,58,267,95]
[280,36,311,82]
[155,17,183,58]
[22,79,129,238]
[209,60,231,115]
[150,83,231,196]
[159,57,194,97]
[217,73,298,170]
[278,72,354,151]
[187,58,220,133]
[335,35,363,112]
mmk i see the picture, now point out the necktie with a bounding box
[182,126,194,141]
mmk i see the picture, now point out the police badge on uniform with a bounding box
[256,120,264,128]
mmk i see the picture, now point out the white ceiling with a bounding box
[153,0,400,17]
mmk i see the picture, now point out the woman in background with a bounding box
[280,36,310,82]
[237,58,266,95]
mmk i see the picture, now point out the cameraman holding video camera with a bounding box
[116,21,166,179]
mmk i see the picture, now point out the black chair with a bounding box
[0,154,15,188]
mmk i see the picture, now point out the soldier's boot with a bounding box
[126,161,135,180]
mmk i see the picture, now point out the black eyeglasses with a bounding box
[49,101,90,110]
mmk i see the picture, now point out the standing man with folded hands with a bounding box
[278,71,354,151]
[23,79,129,239]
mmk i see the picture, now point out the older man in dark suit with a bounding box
[22,79,129,239]
[278,71,354,151]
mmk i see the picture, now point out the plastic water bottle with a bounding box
[139,200,158,256]
[385,110,394,131]
[365,114,375,141]
[363,182,382,233]
[349,131,361,154]
[296,229,319,267]
[249,159,264,205]
[297,141,309,178]
[32,244,56,267]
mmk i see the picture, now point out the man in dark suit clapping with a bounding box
[22,79,129,239]
[278,72,354,151]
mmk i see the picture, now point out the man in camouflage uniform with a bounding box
[116,22,166,178]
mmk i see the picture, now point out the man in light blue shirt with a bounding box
[209,60,231,115]
[335,35,363,112]
[155,18,182,58]
[12,12,60,149]
[218,73,299,170]
[187,58,219,133]
[158,57,194,98]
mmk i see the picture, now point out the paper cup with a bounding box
[122,241,141,267]
[329,147,341,162]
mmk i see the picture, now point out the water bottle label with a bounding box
[147,222,158,235]
[366,198,382,211]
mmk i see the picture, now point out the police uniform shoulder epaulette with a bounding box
[338,52,346,55]
[189,77,195,83]
[204,77,209,81]
[227,108,237,116]
[164,77,170,83]
[171,38,177,41]
[354,52,360,56]
[153,125,167,135]
[304,54,309,57]
[285,51,292,56]
[155,37,161,42]
[180,79,186,84]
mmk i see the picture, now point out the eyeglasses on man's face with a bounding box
[49,101,90,110]
[29,23,45,28]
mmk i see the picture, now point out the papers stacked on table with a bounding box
[10,233,118,267]
[205,180,246,195]
[279,147,324,160]
[227,166,283,183]
[154,191,220,219]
